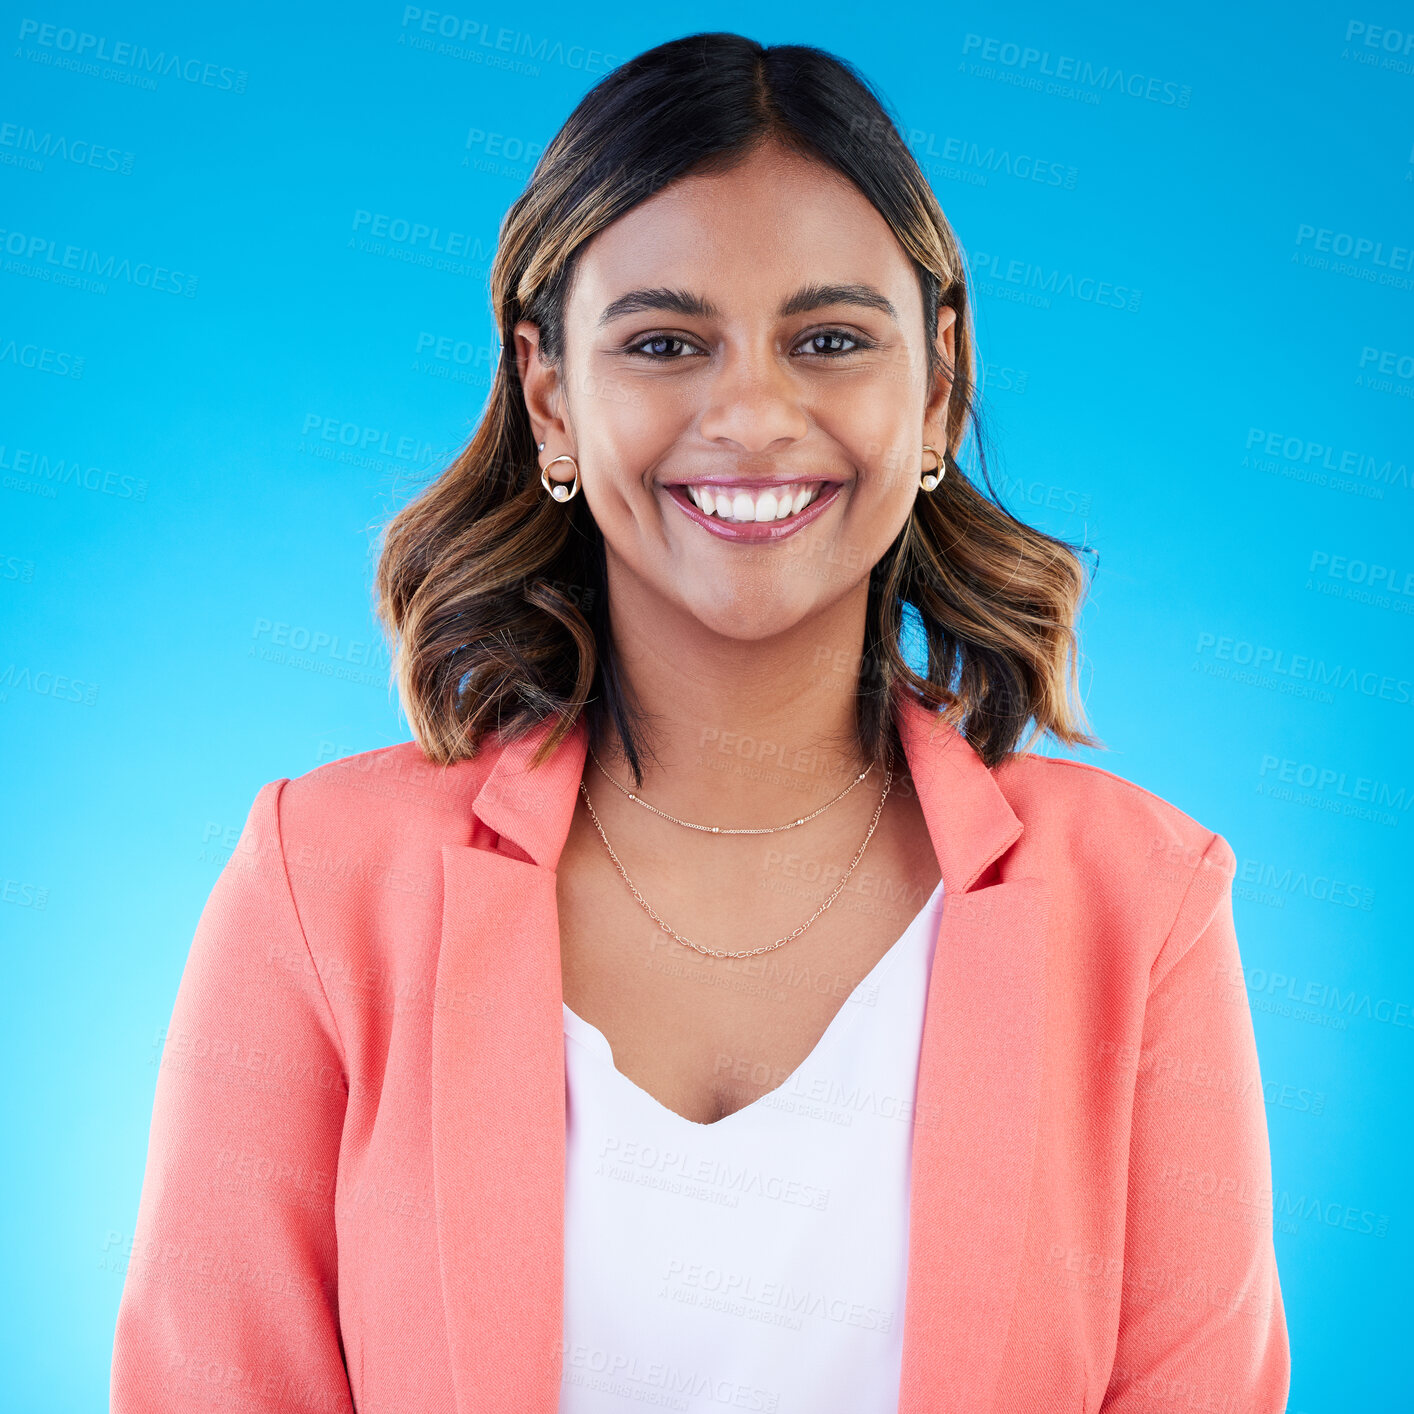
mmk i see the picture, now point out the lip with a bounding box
[663,480,843,542]
[670,476,823,491]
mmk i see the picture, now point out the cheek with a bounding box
[836,424,922,509]
[576,421,661,524]
[580,391,681,492]
[818,376,919,493]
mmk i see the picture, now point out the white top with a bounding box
[559,876,947,1414]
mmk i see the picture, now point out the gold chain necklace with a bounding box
[586,745,874,834]
[576,754,895,960]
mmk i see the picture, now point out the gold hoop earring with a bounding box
[540,454,581,503]
[920,444,946,492]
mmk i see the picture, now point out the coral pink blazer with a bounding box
[111,695,1291,1412]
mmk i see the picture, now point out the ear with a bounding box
[923,306,958,444]
[513,319,572,452]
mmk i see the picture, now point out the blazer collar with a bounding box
[469,691,1023,892]
[434,693,1044,1414]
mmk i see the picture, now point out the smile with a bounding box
[663,480,842,542]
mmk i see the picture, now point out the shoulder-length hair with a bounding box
[374,30,1103,783]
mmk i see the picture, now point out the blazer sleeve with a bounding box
[110,778,355,1414]
[1101,831,1292,1412]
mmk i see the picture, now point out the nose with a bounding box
[696,344,811,456]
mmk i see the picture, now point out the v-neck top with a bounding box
[558,876,947,1413]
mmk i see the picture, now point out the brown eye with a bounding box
[797,329,874,357]
[626,334,704,358]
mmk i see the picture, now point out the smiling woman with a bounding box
[111,29,1290,1414]
[375,36,1098,782]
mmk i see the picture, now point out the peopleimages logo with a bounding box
[1340,19,1414,74]
[1359,346,1414,379]
[0,443,147,500]
[970,251,1141,312]
[1242,427,1409,499]
[15,18,248,92]
[0,226,198,297]
[396,8,622,76]
[1193,630,1413,708]
[959,33,1191,106]
[907,129,1079,191]
[0,338,84,378]
[0,122,135,176]
[1258,751,1412,814]
[1295,224,1412,273]
[1356,345,1414,401]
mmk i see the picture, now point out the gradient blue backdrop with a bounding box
[3,3,1410,1409]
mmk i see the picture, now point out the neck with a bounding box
[590,565,888,827]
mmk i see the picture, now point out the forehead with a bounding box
[568,145,916,317]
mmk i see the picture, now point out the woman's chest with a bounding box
[555,814,943,1126]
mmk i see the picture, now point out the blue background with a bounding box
[3,3,1410,1408]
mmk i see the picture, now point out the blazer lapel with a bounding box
[430,698,1046,1414]
[894,698,1049,1413]
[433,714,588,1414]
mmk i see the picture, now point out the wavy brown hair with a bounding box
[374,31,1103,784]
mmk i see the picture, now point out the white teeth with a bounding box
[683,482,824,524]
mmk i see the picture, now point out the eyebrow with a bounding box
[596,281,899,328]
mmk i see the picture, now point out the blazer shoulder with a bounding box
[269,740,491,858]
[996,750,1225,857]
[993,752,1237,982]
[995,752,1238,950]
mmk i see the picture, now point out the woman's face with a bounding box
[516,141,956,642]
